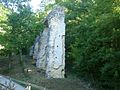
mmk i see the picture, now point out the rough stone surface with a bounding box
[33,36,40,60]
[36,28,49,69]
[0,75,26,90]
[45,6,65,78]
[32,6,65,78]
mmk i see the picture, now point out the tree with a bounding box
[0,1,44,72]
[0,3,11,55]
[62,0,120,89]
[1,0,30,10]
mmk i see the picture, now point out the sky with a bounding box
[29,0,42,11]
[29,0,55,12]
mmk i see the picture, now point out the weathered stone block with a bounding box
[32,6,65,78]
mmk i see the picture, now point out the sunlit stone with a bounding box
[32,6,65,78]
[36,28,49,69]
[45,6,65,78]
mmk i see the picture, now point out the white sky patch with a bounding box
[29,0,42,11]
[29,0,55,12]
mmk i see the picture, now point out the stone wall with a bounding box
[36,28,49,69]
[45,6,65,78]
[30,6,65,78]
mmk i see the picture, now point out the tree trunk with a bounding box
[8,52,12,73]
[19,49,25,73]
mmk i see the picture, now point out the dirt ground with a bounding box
[0,56,95,90]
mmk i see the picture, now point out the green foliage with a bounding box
[0,0,120,89]
[0,1,44,74]
[0,2,44,55]
[63,0,120,89]
[6,5,42,53]
[1,0,30,10]
[0,3,11,55]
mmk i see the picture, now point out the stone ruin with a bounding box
[30,6,65,78]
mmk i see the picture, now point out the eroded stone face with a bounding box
[32,6,65,78]
[36,28,49,69]
[33,36,40,60]
[45,6,65,78]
